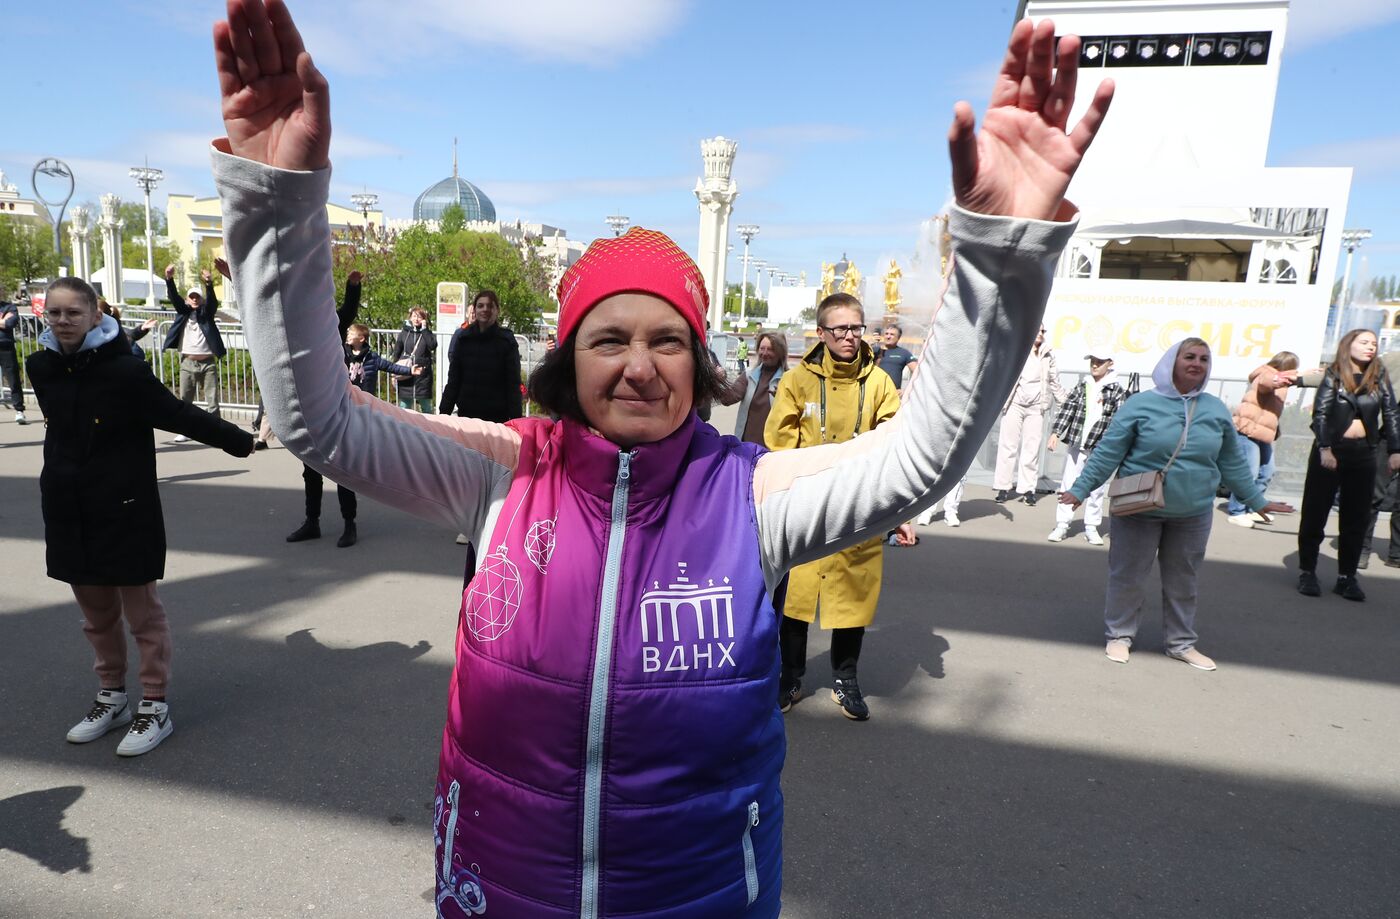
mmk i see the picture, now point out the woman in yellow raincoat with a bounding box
[765,292,902,720]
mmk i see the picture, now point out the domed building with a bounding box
[413,143,496,223]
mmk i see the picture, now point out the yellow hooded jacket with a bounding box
[764,340,902,628]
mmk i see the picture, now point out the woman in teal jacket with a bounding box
[1061,338,1293,671]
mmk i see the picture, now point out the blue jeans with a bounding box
[1227,432,1273,516]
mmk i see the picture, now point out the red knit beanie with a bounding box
[556,227,709,346]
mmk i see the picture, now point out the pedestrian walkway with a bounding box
[1,415,1396,918]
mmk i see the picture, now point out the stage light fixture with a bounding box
[1195,38,1214,58]
[1247,39,1266,57]
[1109,41,1129,60]
[1136,39,1158,60]
[1220,37,1241,59]
[1164,40,1183,59]
[1082,40,1103,63]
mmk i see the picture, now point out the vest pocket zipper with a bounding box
[742,800,760,906]
[442,779,461,883]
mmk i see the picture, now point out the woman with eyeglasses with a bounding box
[765,293,903,721]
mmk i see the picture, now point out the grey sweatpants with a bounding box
[1103,511,1212,654]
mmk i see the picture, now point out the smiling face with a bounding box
[474,296,499,330]
[757,336,779,369]
[1349,331,1377,365]
[44,287,101,354]
[1172,343,1211,393]
[573,293,696,447]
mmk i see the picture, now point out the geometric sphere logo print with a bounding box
[524,517,556,574]
[464,544,522,642]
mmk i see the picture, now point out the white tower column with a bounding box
[68,206,92,282]
[694,136,739,330]
[98,194,124,303]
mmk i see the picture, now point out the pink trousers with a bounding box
[71,583,171,698]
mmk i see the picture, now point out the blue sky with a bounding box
[6,0,1400,294]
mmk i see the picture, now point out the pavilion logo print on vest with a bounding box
[435,779,488,916]
[640,562,738,673]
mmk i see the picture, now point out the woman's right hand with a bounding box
[1319,446,1337,471]
[1058,492,1081,509]
[214,0,331,171]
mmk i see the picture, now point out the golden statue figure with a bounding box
[840,259,861,296]
[883,258,902,311]
[819,262,836,298]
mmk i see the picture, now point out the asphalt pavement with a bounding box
[2,404,1397,918]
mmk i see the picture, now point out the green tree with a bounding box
[438,203,468,235]
[0,217,60,287]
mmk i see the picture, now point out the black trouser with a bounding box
[1361,441,1400,562]
[302,463,357,521]
[0,347,23,411]
[780,616,864,686]
[1298,440,1376,576]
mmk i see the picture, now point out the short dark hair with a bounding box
[883,323,902,336]
[528,331,728,428]
[474,289,500,310]
[46,277,99,312]
[817,292,863,326]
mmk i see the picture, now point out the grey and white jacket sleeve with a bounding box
[211,146,515,537]
[752,205,1076,590]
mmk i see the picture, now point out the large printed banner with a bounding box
[1044,279,1323,380]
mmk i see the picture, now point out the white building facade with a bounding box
[1021,0,1352,377]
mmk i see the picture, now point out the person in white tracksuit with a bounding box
[1047,354,1135,544]
[993,325,1066,504]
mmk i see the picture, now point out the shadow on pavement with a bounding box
[0,786,91,874]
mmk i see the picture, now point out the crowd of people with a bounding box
[6,3,1398,916]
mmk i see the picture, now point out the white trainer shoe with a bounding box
[116,700,173,756]
[1047,525,1069,542]
[171,434,190,444]
[1225,513,1254,529]
[944,512,960,528]
[1084,526,1104,546]
[66,689,132,743]
[15,411,27,425]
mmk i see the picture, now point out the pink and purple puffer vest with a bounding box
[433,413,784,918]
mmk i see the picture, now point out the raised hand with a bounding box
[949,18,1114,221]
[164,264,176,280]
[348,270,363,285]
[214,257,231,279]
[213,0,330,170]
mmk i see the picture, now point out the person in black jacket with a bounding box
[162,264,226,441]
[1297,329,1400,601]
[391,307,436,412]
[28,277,253,756]
[0,289,27,423]
[286,282,420,548]
[439,289,522,422]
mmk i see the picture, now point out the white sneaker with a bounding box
[1047,525,1069,542]
[1249,512,1269,524]
[944,512,960,528]
[1226,514,1254,529]
[116,700,173,756]
[14,411,27,425]
[1084,526,1104,546]
[171,434,190,444]
[455,533,470,545]
[66,689,132,743]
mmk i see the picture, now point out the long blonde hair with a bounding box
[1330,329,1384,395]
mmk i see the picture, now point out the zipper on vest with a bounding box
[580,450,633,919]
[742,800,760,906]
[442,779,461,884]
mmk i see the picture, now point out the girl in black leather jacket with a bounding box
[1297,329,1400,601]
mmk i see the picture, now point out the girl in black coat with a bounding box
[28,278,253,756]
[390,307,437,411]
[1297,328,1400,601]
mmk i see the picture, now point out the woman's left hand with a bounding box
[1254,500,1295,524]
[949,18,1115,221]
[1058,492,1081,509]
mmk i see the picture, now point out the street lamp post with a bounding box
[129,162,165,308]
[737,224,759,326]
[606,214,630,237]
[31,158,75,275]
[351,191,378,251]
[1338,228,1372,308]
